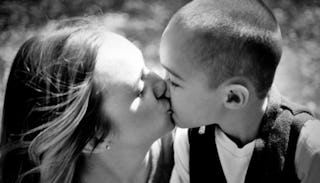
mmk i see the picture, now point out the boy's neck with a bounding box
[221,97,268,148]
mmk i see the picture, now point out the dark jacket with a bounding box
[188,90,316,183]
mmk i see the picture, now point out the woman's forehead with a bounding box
[94,35,145,88]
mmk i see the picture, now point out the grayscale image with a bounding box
[0,0,319,183]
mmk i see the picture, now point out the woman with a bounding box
[0,17,174,183]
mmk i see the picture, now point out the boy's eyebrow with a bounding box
[161,64,184,81]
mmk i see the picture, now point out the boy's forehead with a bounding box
[162,23,203,73]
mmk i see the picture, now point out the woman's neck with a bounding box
[81,142,152,183]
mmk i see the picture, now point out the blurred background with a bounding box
[0,0,319,121]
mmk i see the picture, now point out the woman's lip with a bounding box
[160,98,171,112]
[167,109,175,124]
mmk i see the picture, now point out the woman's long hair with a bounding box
[0,17,110,183]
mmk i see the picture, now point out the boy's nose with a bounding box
[145,71,168,99]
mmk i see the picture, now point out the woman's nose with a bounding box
[144,71,168,99]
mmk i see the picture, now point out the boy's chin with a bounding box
[174,119,198,128]
[176,119,213,129]
[171,113,202,128]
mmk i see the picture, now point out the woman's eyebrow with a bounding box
[161,64,184,81]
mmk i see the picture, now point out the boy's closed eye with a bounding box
[167,78,180,88]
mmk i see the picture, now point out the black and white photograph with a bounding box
[0,0,319,182]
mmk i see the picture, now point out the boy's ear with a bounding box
[222,84,249,110]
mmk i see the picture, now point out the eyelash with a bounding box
[137,78,145,97]
[137,88,144,97]
[168,79,180,88]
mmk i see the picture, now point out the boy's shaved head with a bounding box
[162,0,282,98]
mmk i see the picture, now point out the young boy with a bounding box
[159,0,320,182]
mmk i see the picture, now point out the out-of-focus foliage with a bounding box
[0,0,190,72]
[265,0,320,113]
[0,0,319,121]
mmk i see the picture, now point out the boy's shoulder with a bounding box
[265,88,316,120]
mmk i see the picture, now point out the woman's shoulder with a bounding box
[148,131,175,183]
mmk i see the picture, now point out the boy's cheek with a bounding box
[173,95,188,107]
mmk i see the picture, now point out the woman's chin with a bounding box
[161,113,175,132]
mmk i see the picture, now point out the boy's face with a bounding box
[160,23,223,128]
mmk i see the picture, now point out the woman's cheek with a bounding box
[131,97,161,118]
[130,97,142,112]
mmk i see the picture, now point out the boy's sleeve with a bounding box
[295,119,320,183]
[170,128,190,183]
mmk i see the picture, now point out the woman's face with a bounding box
[94,33,174,146]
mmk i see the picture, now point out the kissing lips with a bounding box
[167,109,176,124]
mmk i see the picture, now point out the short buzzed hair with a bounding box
[171,0,282,98]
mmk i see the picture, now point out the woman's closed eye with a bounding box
[137,88,144,97]
[137,80,145,97]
